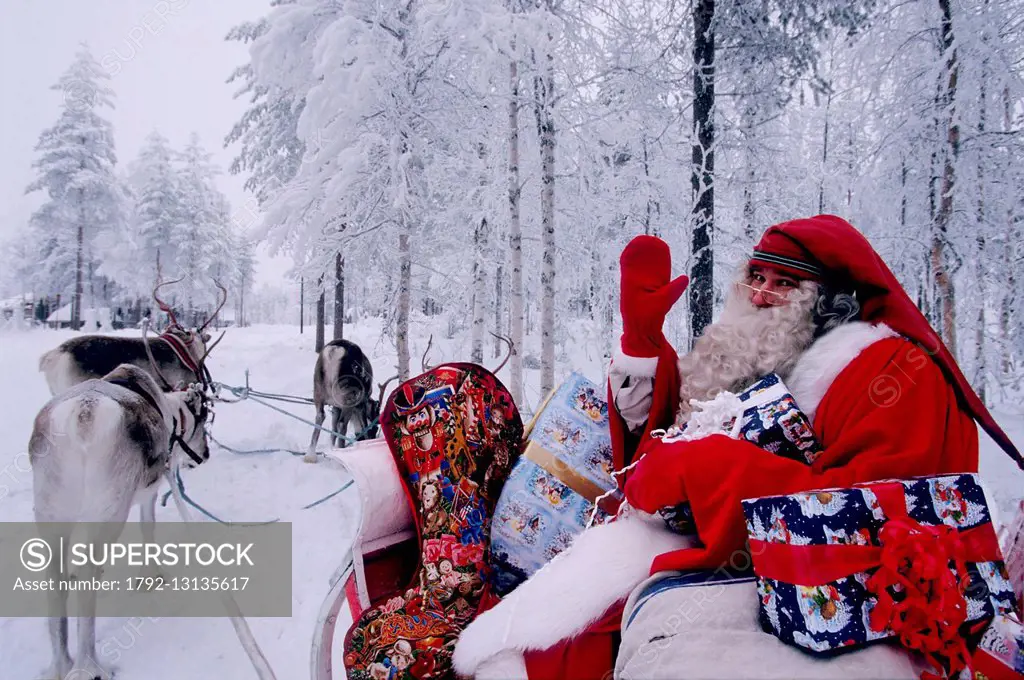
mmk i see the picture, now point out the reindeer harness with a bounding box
[160,329,212,387]
[170,388,211,467]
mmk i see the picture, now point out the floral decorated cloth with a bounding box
[489,372,617,596]
[972,613,1024,679]
[659,372,821,535]
[742,473,1018,678]
[342,363,523,680]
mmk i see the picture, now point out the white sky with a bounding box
[0,0,292,285]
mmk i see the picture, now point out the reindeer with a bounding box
[308,335,514,463]
[28,362,212,680]
[306,339,389,462]
[39,278,227,396]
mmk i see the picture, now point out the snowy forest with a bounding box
[4,0,1024,409]
[6,46,256,332]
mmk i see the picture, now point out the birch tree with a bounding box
[932,0,960,357]
[532,5,558,395]
[689,0,715,340]
[506,21,525,404]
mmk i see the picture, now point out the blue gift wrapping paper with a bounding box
[660,373,822,535]
[741,473,1018,654]
[733,372,822,464]
[489,372,616,596]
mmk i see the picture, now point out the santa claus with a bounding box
[452,215,1022,680]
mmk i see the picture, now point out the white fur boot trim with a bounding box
[611,348,659,377]
[452,513,693,677]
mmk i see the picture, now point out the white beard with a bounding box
[675,279,819,425]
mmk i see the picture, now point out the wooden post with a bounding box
[316,275,326,353]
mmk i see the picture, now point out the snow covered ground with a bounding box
[0,318,607,680]
[0,320,1021,679]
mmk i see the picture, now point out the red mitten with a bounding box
[623,437,689,513]
[620,235,689,357]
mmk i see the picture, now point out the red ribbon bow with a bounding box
[866,515,973,679]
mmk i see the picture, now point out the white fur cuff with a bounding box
[475,650,528,680]
[611,349,659,378]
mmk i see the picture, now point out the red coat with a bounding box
[525,331,982,680]
[624,335,980,575]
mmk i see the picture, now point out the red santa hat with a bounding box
[751,214,1022,468]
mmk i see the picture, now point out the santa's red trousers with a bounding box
[524,602,625,680]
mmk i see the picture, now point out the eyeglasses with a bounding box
[736,281,788,306]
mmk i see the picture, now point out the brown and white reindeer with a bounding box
[39,278,228,396]
[305,334,515,462]
[306,339,396,463]
[28,360,212,680]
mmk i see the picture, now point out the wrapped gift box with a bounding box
[659,372,822,535]
[741,474,1018,662]
[489,372,617,596]
[1002,501,1024,620]
[732,372,822,464]
[973,613,1024,679]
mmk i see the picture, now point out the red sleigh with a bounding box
[310,437,418,680]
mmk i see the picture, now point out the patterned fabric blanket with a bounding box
[342,363,523,680]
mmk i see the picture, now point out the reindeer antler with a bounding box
[421,335,435,372]
[153,277,185,329]
[196,330,226,368]
[142,318,174,391]
[489,332,514,374]
[377,373,400,409]
[199,280,229,333]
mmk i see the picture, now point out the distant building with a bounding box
[0,295,36,326]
